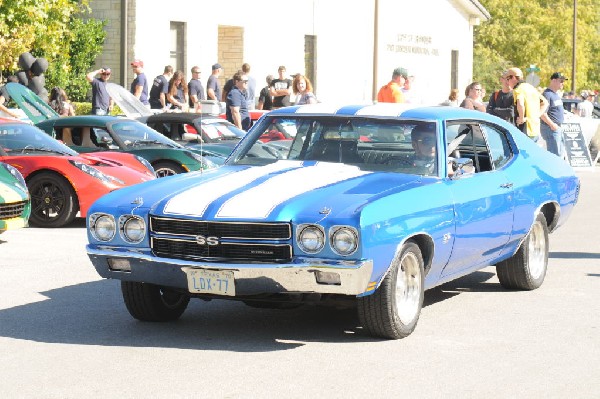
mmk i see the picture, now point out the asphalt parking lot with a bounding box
[0,169,598,398]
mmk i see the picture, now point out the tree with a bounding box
[475,0,600,94]
[0,0,105,101]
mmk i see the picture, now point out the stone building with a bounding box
[87,0,489,105]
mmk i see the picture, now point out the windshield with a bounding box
[229,116,439,176]
[111,121,182,149]
[202,119,245,140]
[0,123,78,156]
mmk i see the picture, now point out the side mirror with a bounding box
[450,157,475,178]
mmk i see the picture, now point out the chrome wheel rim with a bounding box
[528,222,547,279]
[155,168,177,178]
[395,251,422,325]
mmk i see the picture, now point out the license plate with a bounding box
[185,268,235,296]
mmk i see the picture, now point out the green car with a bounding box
[0,162,30,234]
[6,83,217,177]
[36,116,216,177]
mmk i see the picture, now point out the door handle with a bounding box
[500,183,513,189]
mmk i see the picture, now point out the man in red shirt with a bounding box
[377,67,408,103]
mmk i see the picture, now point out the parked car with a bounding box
[34,116,218,177]
[561,98,600,118]
[0,119,155,227]
[141,113,246,144]
[6,83,217,177]
[0,162,30,233]
[85,104,579,339]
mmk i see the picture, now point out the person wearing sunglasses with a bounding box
[226,72,251,131]
[460,82,486,112]
[409,123,438,175]
[86,67,113,115]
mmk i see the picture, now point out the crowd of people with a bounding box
[84,60,319,131]
[377,65,599,158]
[1,57,598,141]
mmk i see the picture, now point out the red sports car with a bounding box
[0,118,155,227]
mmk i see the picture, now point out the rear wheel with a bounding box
[496,212,549,290]
[121,281,190,321]
[153,161,186,178]
[28,172,77,227]
[357,240,424,339]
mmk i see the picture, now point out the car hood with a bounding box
[91,160,433,221]
[5,83,59,124]
[106,83,155,118]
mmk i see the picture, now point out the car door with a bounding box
[441,121,515,277]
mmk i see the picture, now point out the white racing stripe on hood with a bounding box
[216,163,370,219]
[164,161,303,216]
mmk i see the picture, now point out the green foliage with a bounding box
[0,0,81,69]
[49,18,107,101]
[72,102,122,116]
[0,0,105,102]
[476,0,600,93]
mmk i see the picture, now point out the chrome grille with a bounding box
[150,216,291,239]
[149,216,293,262]
[0,200,28,220]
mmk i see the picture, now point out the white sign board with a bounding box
[562,122,593,168]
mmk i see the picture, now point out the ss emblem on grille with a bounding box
[196,235,219,246]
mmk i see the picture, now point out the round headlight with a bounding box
[121,216,146,243]
[91,214,116,241]
[297,225,325,253]
[331,226,358,256]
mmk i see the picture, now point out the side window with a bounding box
[446,122,492,173]
[480,123,513,169]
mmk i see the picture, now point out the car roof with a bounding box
[267,103,501,123]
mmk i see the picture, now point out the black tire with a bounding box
[121,281,190,321]
[28,172,78,228]
[153,161,186,178]
[496,212,549,290]
[357,240,425,339]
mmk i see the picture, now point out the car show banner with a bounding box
[562,123,593,168]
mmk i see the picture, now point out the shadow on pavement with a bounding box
[0,270,503,350]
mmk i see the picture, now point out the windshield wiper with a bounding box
[10,147,66,155]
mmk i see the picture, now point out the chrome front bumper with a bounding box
[87,245,373,296]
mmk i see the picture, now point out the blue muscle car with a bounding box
[86,103,580,339]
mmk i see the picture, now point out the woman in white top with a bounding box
[293,74,317,105]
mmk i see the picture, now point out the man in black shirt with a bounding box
[149,65,174,110]
[486,73,515,124]
[258,75,273,110]
[269,66,292,109]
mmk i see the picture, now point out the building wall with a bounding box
[88,0,484,105]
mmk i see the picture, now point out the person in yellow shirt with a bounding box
[377,67,408,103]
[504,67,548,140]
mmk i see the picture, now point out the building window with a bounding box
[170,22,186,72]
[451,50,459,90]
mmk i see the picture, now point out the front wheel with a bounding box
[28,172,78,227]
[357,240,425,339]
[121,281,190,321]
[152,161,186,178]
[496,212,549,290]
